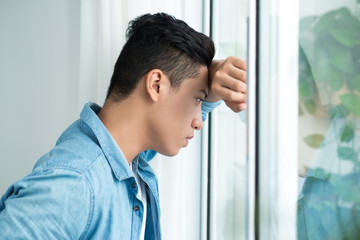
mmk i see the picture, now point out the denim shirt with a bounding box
[0,100,220,240]
[297,117,360,239]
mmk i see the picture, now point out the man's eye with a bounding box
[196,97,205,103]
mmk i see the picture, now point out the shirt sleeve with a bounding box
[201,100,222,122]
[0,168,92,239]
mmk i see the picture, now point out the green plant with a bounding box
[298,3,360,237]
[299,5,360,154]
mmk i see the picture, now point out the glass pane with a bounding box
[256,0,299,237]
[298,0,360,239]
[209,0,248,239]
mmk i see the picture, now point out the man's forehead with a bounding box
[177,65,209,92]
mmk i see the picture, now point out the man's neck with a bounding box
[97,96,150,164]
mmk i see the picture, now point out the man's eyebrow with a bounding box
[199,90,208,99]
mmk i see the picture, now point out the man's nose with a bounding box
[192,106,203,130]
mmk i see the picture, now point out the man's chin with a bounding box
[160,148,181,157]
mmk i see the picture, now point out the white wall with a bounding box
[0,0,80,193]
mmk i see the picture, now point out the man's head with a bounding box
[101,13,215,158]
[106,12,215,102]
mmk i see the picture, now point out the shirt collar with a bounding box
[79,102,133,181]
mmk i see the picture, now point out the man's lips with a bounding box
[185,135,194,145]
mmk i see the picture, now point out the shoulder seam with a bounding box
[34,152,103,175]
[82,152,103,173]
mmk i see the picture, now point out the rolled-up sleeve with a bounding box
[201,100,222,122]
[0,168,93,239]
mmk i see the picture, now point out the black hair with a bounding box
[106,12,215,101]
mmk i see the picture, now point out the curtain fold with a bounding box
[79,0,125,108]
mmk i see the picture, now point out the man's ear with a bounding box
[145,69,170,102]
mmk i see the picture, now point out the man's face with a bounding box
[150,66,209,156]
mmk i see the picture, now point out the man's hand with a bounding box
[207,56,247,112]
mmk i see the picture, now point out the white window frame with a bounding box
[248,0,299,239]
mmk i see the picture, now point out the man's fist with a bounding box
[207,56,247,112]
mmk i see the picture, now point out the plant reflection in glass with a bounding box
[298,2,360,239]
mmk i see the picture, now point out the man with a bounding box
[0,13,247,239]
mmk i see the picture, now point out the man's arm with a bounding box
[207,56,247,112]
[0,169,92,239]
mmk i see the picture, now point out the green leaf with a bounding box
[304,134,324,148]
[298,46,316,97]
[313,47,332,82]
[339,104,351,117]
[299,104,304,116]
[337,147,355,160]
[339,93,360,116]
[329,104,350,118]
[334,10,360,39]
[340,124,355,142]
[304,99,317,114]
[329,106,338,119]
[329,47,354,74]
[333,9,360,36]
[353,75,360,92]
[311,45,343,88]
[314,10,337,33]
[299,80,311,97]
[329,29,357,47]
[326,67,344,91]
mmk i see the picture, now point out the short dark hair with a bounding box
[106,12,215,101]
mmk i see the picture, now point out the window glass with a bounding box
[298,0,360,239]
[209,0,248,239]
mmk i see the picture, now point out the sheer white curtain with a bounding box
[79,1,206,239]
[79,0,123,107]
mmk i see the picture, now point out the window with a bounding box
[297,0,360,239]
[207,0,248,239]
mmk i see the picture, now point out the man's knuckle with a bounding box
[233,81,242,91]
[214,71,221,79]
[227,91,235,100]
[240,71,247,80]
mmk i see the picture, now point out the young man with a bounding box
[0,13,247,239]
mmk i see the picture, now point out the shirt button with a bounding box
[133,205,140,211]
[131,182,137,188]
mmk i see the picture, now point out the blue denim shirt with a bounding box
[0,101,220,240]
[297,118,360,239]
